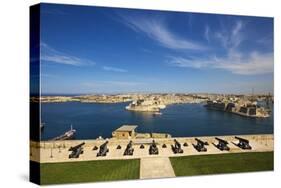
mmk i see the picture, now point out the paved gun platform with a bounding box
[30,134,273,163]
[140,157,175,179]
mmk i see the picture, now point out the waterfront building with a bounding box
[112,125,138,139]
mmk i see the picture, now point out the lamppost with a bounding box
[50,147,53,158]
[50,142,54,158]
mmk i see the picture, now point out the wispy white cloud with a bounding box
[40,42,95,66]
[169,51,273,75]
[169,20,273,75]
[102,66,128,73]
[215,20,244,52]
[204,25,210,43]
[121,16,206,51]
[217,52,273,75]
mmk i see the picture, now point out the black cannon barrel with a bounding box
[127,141,132,147]
[172,139,183,154]
[125,141,133,150]
[149,140,159,155]
[215,137,228,144]
[69,142,85,151]
[235,136,249,143]
[152,140,157,146]
[193,138,208,152]
[124,141,134,156]
[100,141,109,149]
[174,139,181,147]
[174,139,179,144]
[97,141,109,157]
[195,138,208,145]
[69,147,83,158]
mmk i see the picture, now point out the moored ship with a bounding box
[51,125,76,140]
[40,122,45,130]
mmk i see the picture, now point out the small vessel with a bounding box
[52,125,76,141]
[40,122,45,130]
[153,112,162,116]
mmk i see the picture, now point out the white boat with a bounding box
[52,125,76,140]
[153,112,162,115]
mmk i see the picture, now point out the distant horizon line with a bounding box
[37,91,274,96]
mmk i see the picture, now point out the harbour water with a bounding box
[41,102,273,140]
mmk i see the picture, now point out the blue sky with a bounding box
[38,3,273,94]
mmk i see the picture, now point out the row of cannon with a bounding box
[171,136,252,153]
[68,136,252,158]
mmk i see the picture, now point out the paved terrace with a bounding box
[30,134,273,163]
[140,157,175,179]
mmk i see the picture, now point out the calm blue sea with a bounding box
[40,102,273,140]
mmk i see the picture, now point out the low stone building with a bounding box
[112,125,138,139]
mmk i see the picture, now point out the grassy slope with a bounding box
[170,152,273,176]
[40,159,140,185]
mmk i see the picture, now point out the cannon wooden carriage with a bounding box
[149,140,159,155]
[97,141,109,157]
[68,142,85,151]
[123,141,134,156]
[193,138,208,152]
[213,137,230,151]
[68,142,85,158]
[171,139,183,154]
[234,136,252,150]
